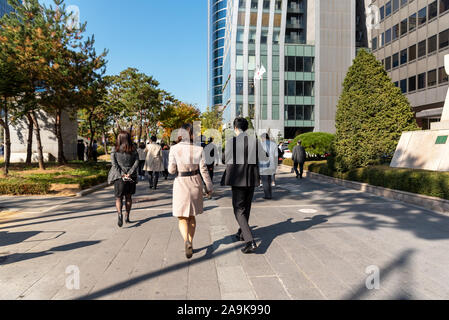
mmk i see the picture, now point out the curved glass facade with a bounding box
[208,0,227,107]
[0,0,13,17]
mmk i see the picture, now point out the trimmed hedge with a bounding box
[292,161,449,201]
[288,132,335,157]
[0,180,50,195]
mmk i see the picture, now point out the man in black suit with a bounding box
[292,140,306,179]
[221,118,268,254]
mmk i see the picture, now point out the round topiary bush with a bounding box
[288,132,335,159]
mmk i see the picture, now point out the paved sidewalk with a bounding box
[1,167,449,299]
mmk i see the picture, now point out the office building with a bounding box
[0,0,13,17]
[369,0,449,129]
[221,0,356,138]
[208,0,227,108]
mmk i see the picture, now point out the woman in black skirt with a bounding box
[110,131,140,227]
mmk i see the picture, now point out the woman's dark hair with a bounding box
[233,117,249,132]
[115,131,135,154]
[177,123,193,143]
[262,133,270,140]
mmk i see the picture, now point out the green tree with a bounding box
[333,49,419,171]
[201,105,223,132]
[159,102,201,142]
[288,132,335,158]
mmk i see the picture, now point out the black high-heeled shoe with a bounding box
[185,241,193,259]
[118,213,123,227]
[125,215,131,224]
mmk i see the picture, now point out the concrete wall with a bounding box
[315,0,356,134]
[9,110,77,163]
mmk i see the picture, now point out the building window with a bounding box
[275,0,282,10]
[286,56,295,72]
[409,13,416,31]
[295,105,304,120]
[249,30,257,44]
[304,105,314,121]
[439,66,449,83]
[401,0,407,6]
[286,105,295,120]
[239,0,246,8]
[261,31,268,44]
[273,31,280,44]
[440,0,449,14]
[440,29,449,49]
[418,72,426,89]
[428,69,437,87]
[304,81,314,96]
[248,79,255,95]
[296,56,304,72]
[394,81,399,87]
[392,24,399,40]
[250,12,258,26]
[401,19,407,36]
[304,57,314,72]
[385,56,392,71]
[386,1,392,17]
[251,0,258,9]
[381,32,385,46]
[237,30,244,43]
[393,0,399,12]
[236,104,243,117]
[380,6,385,20]
[263,0,270,9]
[296,81,304,96]
[418,40,426,58]
[385,28,392,44]
[236,79,244,95]
[249,104,255,119]
[400,48,407,64]
[429,1,438,20]
[236,55,244,70]
[409,76,416,92]
[418,7,427,26]
[428,35,437,54]
[392,53,399,68]
[248,55,256,70]
[400,79,407,93]
[372,37,378,50]
[285,81,295,96]
[409,44,417,61]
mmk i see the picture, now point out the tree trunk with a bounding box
[0,103,11,176]
[25,113,34,165]
[88,111,95,161]
[55,109,66,164]
[30,111,45,170]
[102,131,108,155]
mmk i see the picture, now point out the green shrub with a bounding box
[282,158,293,166]
[334,49,419,172]
[0,180,50,195]
[288,132,335,159]
[306,162,449,200]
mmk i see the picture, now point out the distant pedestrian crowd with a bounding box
[107,118,307,259]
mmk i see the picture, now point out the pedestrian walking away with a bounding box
[221,117,269,254]
[292,140,306,179]
[92,140,98,162]
[77,140,85,161]
[168,123,213,259]
[108,131,140,227]
[205,137,218,183]
[162,144,170,180]
[137,142,147,180]
[144,135,164,189]
[259,133,278,200]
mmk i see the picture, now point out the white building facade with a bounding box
[221,0,356,138]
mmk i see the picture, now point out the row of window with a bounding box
[212,0,226,13]
[239,0,283,10]
[392,67,448,94]
[285,56,315,73]
[378,0,449,21]
[236,29,281,44]
[373,0,447,50]
[285,80,314,96]
[381,30,449,71]
[285,105,314,121]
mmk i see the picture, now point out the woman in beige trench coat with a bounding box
[168,124,213,259]
[144,136,164,189]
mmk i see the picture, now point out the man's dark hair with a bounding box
[297,140,302,145]
[233,117,248,132]
[151,135,157,142]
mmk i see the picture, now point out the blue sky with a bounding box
[40,0,209,111]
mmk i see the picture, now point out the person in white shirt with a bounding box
[259,133,279,200]
[137,142,147,180]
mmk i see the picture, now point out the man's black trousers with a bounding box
[232,186,255,242]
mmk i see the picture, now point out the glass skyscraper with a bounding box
[222,0,356,137]
[208,0,227,108]
[0,0,13,17]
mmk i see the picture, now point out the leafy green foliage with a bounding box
[288,132,335,158]
[305,161,449,201]
[334,49,419,171]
